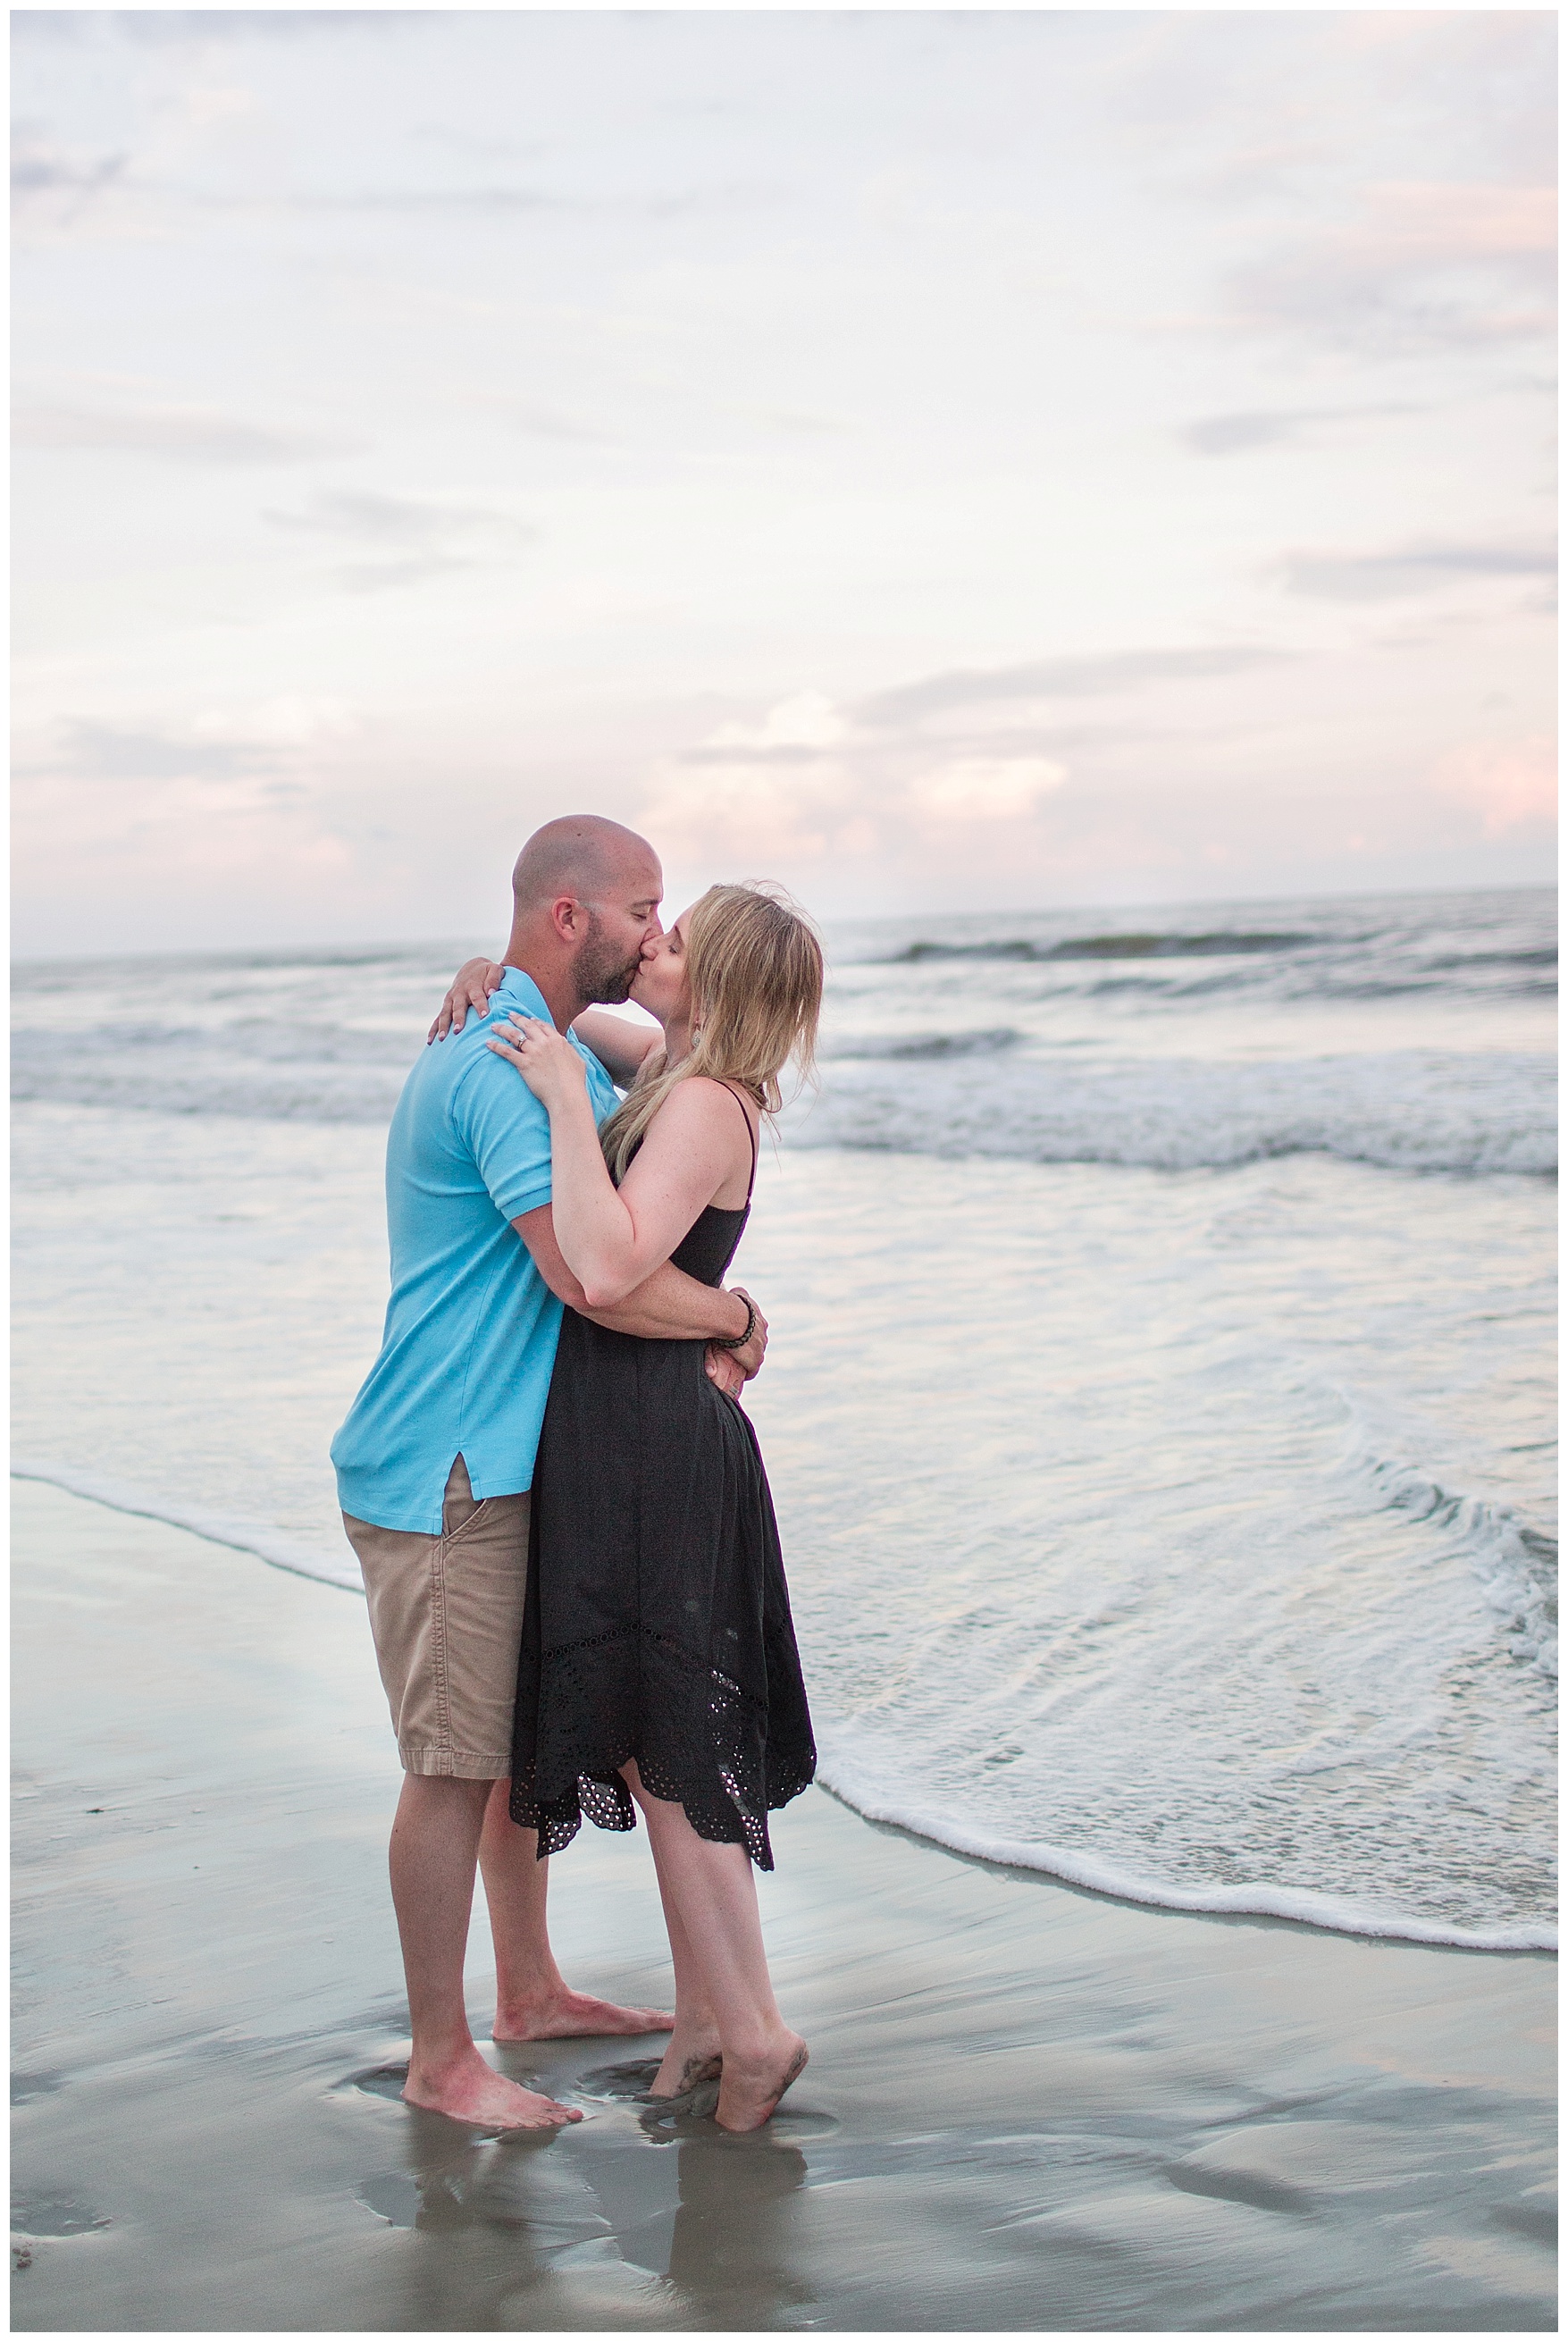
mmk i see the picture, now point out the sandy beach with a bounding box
[11,1474,1555,2332]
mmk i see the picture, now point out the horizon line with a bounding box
[9,875,1556,971]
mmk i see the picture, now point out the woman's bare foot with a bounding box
[647,2039,723,2100]
[492,1987,674,2043]
[715,2033,808,2133]
[403,2044,583,2130]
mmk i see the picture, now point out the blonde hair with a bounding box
[600,882,824,1184]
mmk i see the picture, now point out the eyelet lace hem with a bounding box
[510,1623,816,1870]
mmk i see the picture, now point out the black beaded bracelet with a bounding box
[710,1294,757,1352]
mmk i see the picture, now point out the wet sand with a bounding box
[12,1477,1556,2332]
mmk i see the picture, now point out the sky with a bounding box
[12,6,1557,958]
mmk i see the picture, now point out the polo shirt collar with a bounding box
[495,966,553,1024]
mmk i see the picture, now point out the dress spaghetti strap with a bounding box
[717,1081,759,1205]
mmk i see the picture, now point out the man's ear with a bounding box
[549,894,583,943]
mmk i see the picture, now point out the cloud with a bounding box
[1181,405,1415,456]
[680,743,828,769]
[413,122,546,166]
[911,757,1067,821]
[641,695,854,858]
[267,490,531,544]
[31,721,277,784]
[493,405,615,446]
[256,184,558,219]
[641,748,1076,875]
[195,178,777,224]
[859,648,1288,727]
[637,687,1077,870]
[11,139,127,205]
[761,410,847,440]
[1181,139,1335,206]
[264,490,536,591]
[19,701,357,790]
[12,11,430,46]
[1434,736,1556,835]
[685,692,848,761]
[639,762,841,869]
[1227,179,1556,353]
[13,398,357,465]
[1278,541,1555,601]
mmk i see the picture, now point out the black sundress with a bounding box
[509,1090,816,1870]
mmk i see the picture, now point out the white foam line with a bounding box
[11,1459,365,1596]
[13,1462,1556,1952]
[814,1753,1558,1954]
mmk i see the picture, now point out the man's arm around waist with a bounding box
[514,1206,767,1381]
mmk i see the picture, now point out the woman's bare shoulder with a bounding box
[678,1074,759,1123]
[641,1074,757,1159]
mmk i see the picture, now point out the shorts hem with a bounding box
[398,1745,511,1780]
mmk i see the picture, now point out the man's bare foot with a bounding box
[647,2042,723,2101]
[715,2034,808,2133]
[492,1987,674,2044]
[403,2045,583,2130]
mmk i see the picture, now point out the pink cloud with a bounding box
[1434,736,1557,836]
[1359,180,1556,262]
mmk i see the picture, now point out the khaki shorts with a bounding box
[342,1455,530,1779]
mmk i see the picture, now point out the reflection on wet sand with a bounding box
[362,2113,620,2329]
[667,2129,811,2321]
[13,1484,1555,2334]
[351,2058,815,2328]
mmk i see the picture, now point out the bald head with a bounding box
[505,814,665,1025]
[512,815,660,916]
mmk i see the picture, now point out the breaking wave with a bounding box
[824,1028,1021,1062]
[1346,1442,1558,1677]
[784,1048,1556,1178]
[886,929,1318,963]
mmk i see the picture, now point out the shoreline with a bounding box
[815,1780,1559,1957]
[12,1458,1555,1958]
[13,1477,1556,2332]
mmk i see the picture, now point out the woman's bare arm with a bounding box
[570,1010,661,1087]
[487,1018,750,1307]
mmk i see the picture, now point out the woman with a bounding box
[443,883,821,2132]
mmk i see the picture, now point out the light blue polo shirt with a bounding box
[331,968,620,1534]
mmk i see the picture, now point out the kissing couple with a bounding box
[331,816,821,2135]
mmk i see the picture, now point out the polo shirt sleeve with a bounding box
[450,1050,554,1222]
[574,1039,622,1125]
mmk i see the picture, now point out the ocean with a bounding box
[12,884,1555,1951]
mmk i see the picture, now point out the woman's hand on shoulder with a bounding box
[486,1014,590,1110]
[428,958,505,1044]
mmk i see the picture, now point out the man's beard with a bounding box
[572,912,643,1007]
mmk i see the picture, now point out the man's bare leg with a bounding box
[479,1781,675,2041]
[390,1773,581,2128]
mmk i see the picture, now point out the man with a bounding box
[331,815,767,2130]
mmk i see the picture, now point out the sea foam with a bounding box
[12,1459,364,1595]
[812,1732,1558,1953]
[11,1453,1556,1954]
[12,886,1556,1953]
